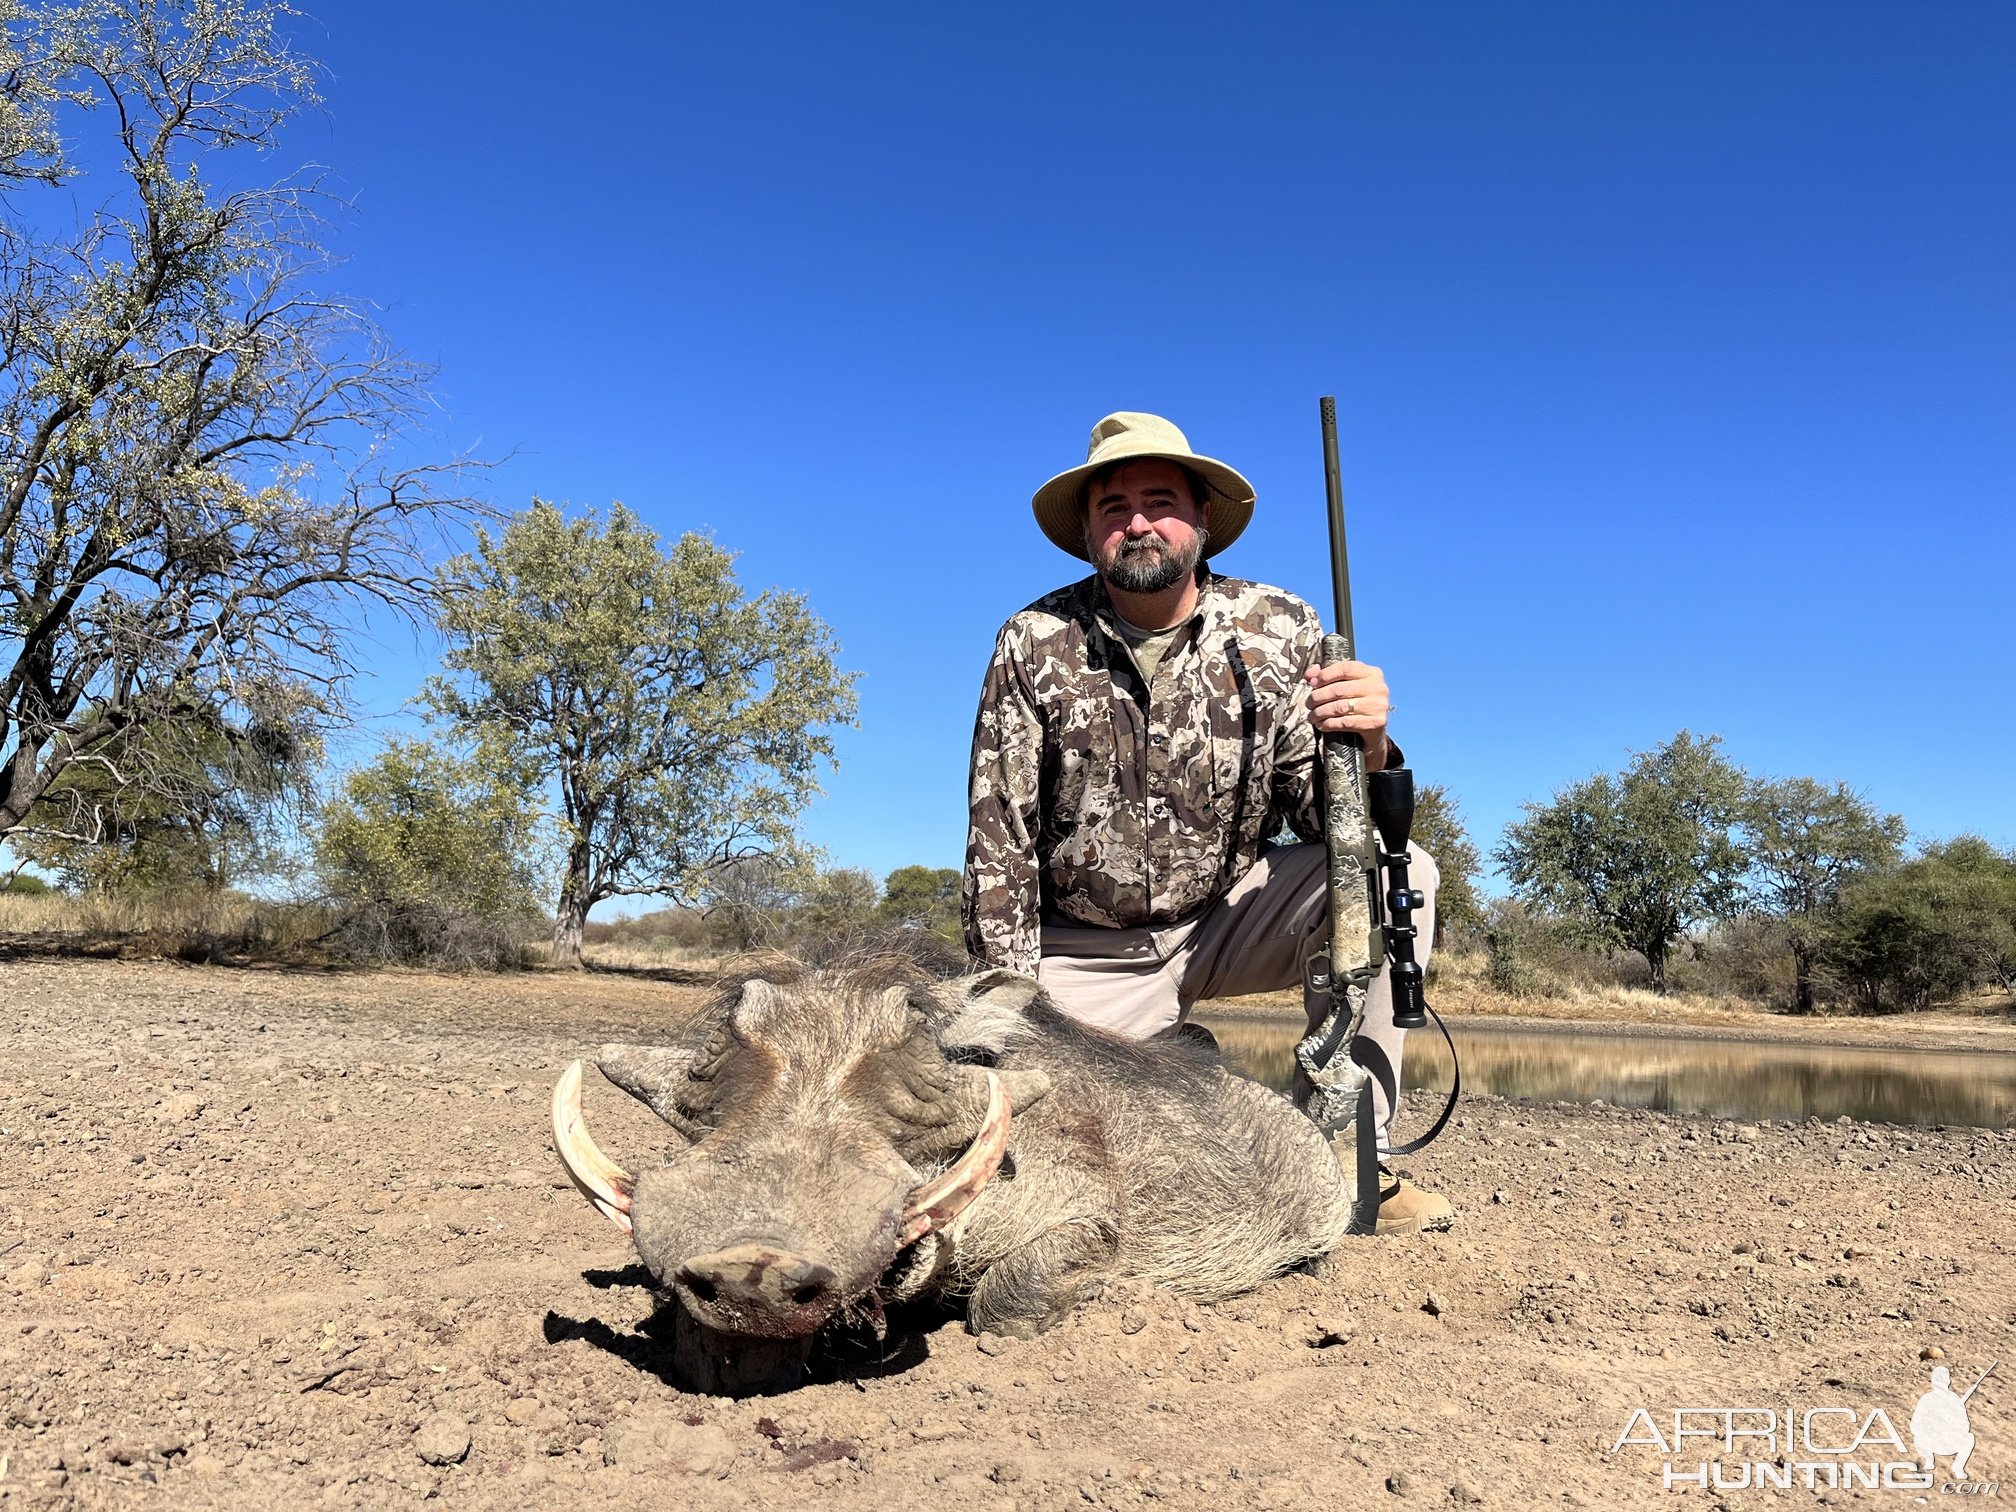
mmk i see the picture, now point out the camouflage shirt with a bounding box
[963,570,1394,975]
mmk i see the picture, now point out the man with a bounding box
[962,411,1451,1234]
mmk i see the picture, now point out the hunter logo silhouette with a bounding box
[1911,1360,1996,1481]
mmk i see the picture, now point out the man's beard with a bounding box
[1093,526,1209,593]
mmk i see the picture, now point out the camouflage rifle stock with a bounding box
[1295,397,1435,1234]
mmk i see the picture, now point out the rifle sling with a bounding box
[1346,997,1462,1158]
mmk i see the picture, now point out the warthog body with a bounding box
[556,958,1352,1387]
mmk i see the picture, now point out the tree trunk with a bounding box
[552,843,594,968]
[1791,938,1816,1015]
[0,739,49,840]
[1645,939,1669,994]
[552,906,585,969]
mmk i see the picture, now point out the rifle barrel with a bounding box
[1319,396,1355,653]
[1960,1360,1999,1403]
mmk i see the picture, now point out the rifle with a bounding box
[1295,396,1447,1234]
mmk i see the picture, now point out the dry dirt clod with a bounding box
[1423,1292,1448,1318]
[1306,1316,1353,1348]
[1120,1308,1149,1335]
[602,1415,736,1479]
[413,1411,470,1466]
[1387,1469,1415,1495]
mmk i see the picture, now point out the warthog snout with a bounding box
[674,1243,842,1336]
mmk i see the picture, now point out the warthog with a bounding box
[553,958,1353,1390]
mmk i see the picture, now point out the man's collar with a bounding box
[1084,565,1220,636]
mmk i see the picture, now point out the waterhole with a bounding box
[1191,1014,2016,1131]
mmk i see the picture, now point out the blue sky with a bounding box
[259,1,2012,902]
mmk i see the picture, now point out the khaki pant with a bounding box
[1036,842,1438,1147]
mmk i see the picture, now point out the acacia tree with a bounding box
[425,501,858,966]
[0,0,469,857]
[13,693,316,891]
[1743,776,1904,1013]
[699,851,810,952]
[1411,783,1484,935]
[1494,731,1748,992]
[315,739,544,969]
[877,864,961,940]
[1819,837,2016,1011]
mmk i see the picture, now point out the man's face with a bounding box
[1084,458,1209,593]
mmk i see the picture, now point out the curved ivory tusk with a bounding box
[898,1069,1011,1247]
[551,1060,635,1235]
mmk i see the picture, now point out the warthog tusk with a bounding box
[552,1060,634,1235]
[898,1070,1011,1248]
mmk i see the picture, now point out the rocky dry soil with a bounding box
[0,955,2011,1510]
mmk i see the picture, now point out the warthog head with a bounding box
[553,961,1050,1344]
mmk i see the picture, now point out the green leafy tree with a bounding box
[425,501,858,966]
[795,865,880,948]
[877,864,963,942]
[14,695,316,892]
[1494,731,1748,992]
[1743,776,1906,1013]
[0,0,469,853]
[1819,837,2016,1011]
[1410,784,1483,934]
[315,740,543,968]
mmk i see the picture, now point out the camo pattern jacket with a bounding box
[964,570,1370,976]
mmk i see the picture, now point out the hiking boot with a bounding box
[1376,1169,1454,1236]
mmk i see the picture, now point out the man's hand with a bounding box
[1303,659,1394,770]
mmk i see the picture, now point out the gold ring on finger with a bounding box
[1341,697,1356,716]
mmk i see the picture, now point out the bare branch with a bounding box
[0,0,480,847]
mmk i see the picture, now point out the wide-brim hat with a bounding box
[1032,412,1256,561]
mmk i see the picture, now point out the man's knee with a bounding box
[1038,954,1181,1040]
[1279,839,1438,935]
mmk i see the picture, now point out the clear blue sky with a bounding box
[276,1,2011,902]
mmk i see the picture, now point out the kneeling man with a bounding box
[962,411,1451,1233]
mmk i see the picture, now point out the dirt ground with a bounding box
[1,955,2011,1510]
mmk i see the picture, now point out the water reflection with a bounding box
[1193,1014,2016,1131]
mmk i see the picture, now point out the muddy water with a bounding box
[1192,1013,2016,1131]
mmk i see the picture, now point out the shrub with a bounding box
[1818,837,2016,1011]
[315,741,544,970]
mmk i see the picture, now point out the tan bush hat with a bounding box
[1032,412,1256,561]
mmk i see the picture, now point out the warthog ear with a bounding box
[941,969,1045,1055]
[729,978,779,1036]
[596,1043,707,1141]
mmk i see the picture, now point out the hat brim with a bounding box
[1032,451,1255,561]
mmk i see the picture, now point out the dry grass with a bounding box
[575,938,725,973]
[1204,945,1784,1028]
[1428,946,1781,1025]
[0,888,336,960]
[6,896,2001,1036]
